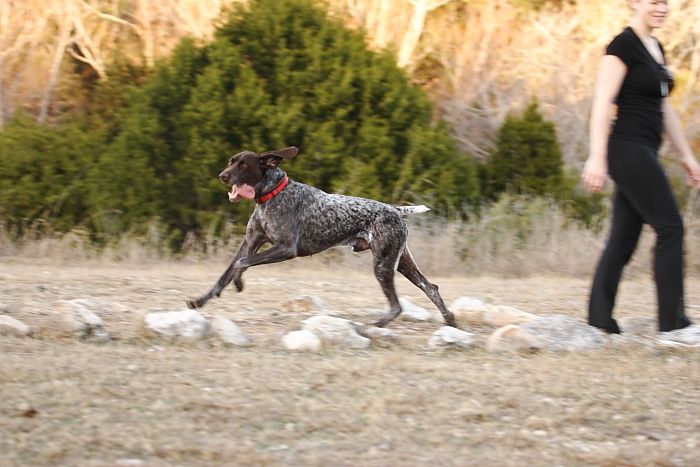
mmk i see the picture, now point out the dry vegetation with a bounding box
[2,0,699,163]
[2,253,700,466]
[3,3,700,462]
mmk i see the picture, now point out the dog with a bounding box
[187,146,456,328]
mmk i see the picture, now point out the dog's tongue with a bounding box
[228,184,256,202]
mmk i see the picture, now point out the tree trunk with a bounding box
[398,0,451,68]
[37,16,71,124]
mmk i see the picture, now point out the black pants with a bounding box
[589,139,692,333]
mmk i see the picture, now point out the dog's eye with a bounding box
[238,161,247,169]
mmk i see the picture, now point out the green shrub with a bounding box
[0,115,99,235]
[483,101,604,226]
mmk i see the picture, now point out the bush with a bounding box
[0,115,99,235]
[483,101,604,226]
[86,0,480,242]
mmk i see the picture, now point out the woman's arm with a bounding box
[662,99,700,189]
[581,55,627,193]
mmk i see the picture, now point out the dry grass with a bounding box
[8,196,700,279]
[2,258,700,466]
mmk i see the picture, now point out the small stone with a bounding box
[397,297,439,322]
[428,326,475,350]
[303,315,370,349]
[51,300,108,340]
[520,315,606,351]
[0,315,32,337]
[354,324,399,341]
[486,324,541,353]
[143,309,209,341]
[282,330,322,351]
[115,459,145,466]
[281,295,327,312]
[450,296,488,312]
[210,316,252,347]
[482,305,539,328]
[620,316,657,337]
[657,325,700,348]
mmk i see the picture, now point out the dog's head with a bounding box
[219,146,298,202]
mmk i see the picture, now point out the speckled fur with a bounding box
[187,147,456,328]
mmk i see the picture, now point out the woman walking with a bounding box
[581,0,700,340]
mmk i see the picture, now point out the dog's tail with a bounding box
[395,205,430,216]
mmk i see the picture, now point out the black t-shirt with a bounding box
[606,26,674,149]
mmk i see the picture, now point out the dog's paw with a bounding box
[443,313,457,328]
[234,278,244,292]
[373,318,390,328]
[186,299,202,309]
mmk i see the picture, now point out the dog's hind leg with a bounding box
[397,246,456,327]
[372,241,405,327]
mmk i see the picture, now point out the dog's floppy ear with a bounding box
[258,146,299,168]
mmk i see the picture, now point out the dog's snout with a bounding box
[219,170,230,183]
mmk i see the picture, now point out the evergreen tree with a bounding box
[0,115,98,233]
[1,0,481,241]
[484,101,564,199]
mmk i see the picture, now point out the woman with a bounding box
[581,0,700,339]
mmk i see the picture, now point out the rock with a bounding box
[482,305,539,327]
[428,326,475,350]
[143,309,210,340]
[302,315,370,349]
[450,296,488,312]
[397,297,440,322]
[451,302,539,328]
[486,324,541,353]
[0,315,32,337]
[210,316,252,347]
[115,459,145,466]
[620,316,657,337]
[520,315,606,351]
[51,300,109,340]
[656,325,700,348]
[352,322,399,341]
[63,298,130,315]
[282,330,322,351]
[281,295,327,313]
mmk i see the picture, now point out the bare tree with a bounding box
[397,0,451,68]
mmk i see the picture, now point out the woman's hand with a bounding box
[682,156,700,190]
[581,157,608,193]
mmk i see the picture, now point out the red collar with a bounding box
[256,176,289,203]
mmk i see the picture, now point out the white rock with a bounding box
[281,295,327,312]
[428,326,475,350]
[657,325,700,348]
[520,315,606,351]
[482,305,539,328]
[143,309,210,340]
[486,324,541,353]
[115,459,145,466]
[620,316,657,337]
[397,297,438,322]
[64,298,130,315]
[352,322,399,341]
[0,315,32,337]
[303,315,370,349]
[52,300,108,340]
[282,330,322,351]
[450,296,488,312]
[210,316,252,347]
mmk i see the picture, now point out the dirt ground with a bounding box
[1,256,700,467]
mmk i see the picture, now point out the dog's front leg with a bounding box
[187,232,266,308]
[231,243,298,291]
